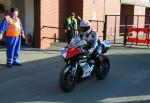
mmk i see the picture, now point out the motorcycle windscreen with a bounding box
[65,48,81,59]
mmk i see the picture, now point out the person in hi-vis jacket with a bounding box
[0,7,25,67]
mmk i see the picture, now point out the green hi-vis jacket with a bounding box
[64,16,78,34]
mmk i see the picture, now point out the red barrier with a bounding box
[127,27,150,44]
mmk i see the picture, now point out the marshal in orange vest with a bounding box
[5,16,21,36]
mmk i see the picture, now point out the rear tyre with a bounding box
[59,65,76,92]
[95,55,110,80]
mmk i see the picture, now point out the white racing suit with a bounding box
[80,29,102,56]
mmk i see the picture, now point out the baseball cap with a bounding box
[10,7,19,13]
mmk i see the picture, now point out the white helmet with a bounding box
[79,20,92,33]
[80,20,92,27]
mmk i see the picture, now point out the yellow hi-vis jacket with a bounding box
[65,16,78,34]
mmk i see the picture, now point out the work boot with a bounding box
[6,64,13,68]
[13,63,22,66]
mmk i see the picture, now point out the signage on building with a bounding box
[121,0,150,7]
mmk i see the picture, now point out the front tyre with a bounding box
[95,55,110,80]
[59,65,76,92]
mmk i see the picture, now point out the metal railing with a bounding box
[40,26,66,42]
[41,20,105,42]
[103,15,150,46]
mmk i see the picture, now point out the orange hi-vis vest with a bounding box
[5,16,21,36]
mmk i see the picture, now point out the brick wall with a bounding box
[75,0,121,21]
[83,0,103,21]
[58,0,67,41]
[35,0,148,48]
[39,0,83,49]
[82,0,104,39]
[105,0,121,15]
[67,0,83,18]
[40,0,59,49]
[134,6,145,28]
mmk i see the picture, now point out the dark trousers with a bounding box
[66,30,77,44]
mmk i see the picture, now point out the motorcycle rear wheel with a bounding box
[95,55,110,80]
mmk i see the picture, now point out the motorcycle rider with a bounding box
[78,20,103,77]
[79,20,102,57]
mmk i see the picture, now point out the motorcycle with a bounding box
[59,37,111,92]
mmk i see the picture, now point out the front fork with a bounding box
[70,62,78,77]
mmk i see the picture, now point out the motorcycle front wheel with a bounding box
[59,65,76,92]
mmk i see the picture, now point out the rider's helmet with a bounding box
[79,20,92,34]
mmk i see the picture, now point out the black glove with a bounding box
[81,48,91,55]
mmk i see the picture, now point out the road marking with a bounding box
[98,95,150,103]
